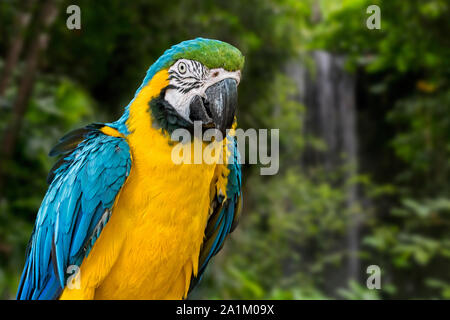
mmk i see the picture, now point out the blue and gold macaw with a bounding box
[17,38,243,300]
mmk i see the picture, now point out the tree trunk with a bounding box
[0,0,59,194]
[0,0,36,96]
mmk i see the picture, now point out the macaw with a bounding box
[16,38,244,300]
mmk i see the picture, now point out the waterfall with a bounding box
[286,50,360,286]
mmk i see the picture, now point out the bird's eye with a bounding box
[178,62,187,74]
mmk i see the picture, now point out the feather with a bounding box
[16,124,131,300]
[188,136,242,294]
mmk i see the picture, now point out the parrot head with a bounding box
[113,38,244,138]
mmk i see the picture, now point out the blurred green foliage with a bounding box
[314,0,450,299]
[0,0,449,300]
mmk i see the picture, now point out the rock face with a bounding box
[287,51,360,285]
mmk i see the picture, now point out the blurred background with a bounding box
[0,0,449,299]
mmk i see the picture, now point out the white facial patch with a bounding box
[164,59,241,122]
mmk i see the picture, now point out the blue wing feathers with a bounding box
[17,124,131,300]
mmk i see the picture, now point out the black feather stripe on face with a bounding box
[168,60,208,94]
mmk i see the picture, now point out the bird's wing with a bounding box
[189,136,242,293]
[16,124,131,300]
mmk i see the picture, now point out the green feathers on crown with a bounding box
[170,38,245,71]
[142,38,244,88]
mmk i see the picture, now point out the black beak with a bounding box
[189,78,238,137]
